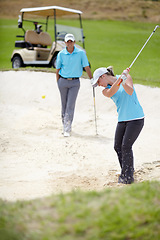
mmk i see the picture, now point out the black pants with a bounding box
[114,118,144,181]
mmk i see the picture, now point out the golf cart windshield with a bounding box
[56,24,84,43]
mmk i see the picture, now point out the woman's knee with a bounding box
[122,143,132,152]
[114,143,121,153]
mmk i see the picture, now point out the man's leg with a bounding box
[63,79,80,133]
[57,78,68,126]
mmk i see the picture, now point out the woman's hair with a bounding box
[106,66,115,76]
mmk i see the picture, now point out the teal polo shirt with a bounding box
[106,75,145,122]
[56,46,89,78]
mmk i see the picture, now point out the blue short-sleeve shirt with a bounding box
[106,75,145,122]
[56,46,89,78]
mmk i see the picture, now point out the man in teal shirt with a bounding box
[56,33,92,137]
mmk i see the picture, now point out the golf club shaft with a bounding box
[118,25,159,86]
[93,87,98,135]
[129,25,159,69]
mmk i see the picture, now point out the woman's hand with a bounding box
[122,74,134,95]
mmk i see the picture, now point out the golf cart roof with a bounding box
[20,6,82,17]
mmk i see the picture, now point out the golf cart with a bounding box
[11,6,87,69]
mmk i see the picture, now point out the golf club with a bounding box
[118,25,160,85]
[93,87,98,135]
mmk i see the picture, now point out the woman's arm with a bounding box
[102,77,121,98]
[122,74,134,95]
[102,74,134,98]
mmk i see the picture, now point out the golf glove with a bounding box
[121,69,129,85]
[121,73,127,85]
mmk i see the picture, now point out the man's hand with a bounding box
[56,69,60,81]
[85,66,93,80]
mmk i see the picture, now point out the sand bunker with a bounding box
[0,71,160,201]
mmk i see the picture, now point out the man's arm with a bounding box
[56,69,60,81]
[84,66,92,79]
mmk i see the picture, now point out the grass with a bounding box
[83,20,160,87]
[0,181,160,240]
[0,18,160,87]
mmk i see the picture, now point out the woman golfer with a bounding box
[91,66,144,184]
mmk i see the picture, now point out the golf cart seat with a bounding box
[25,30,52,47]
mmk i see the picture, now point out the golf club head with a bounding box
[154,25,160,32]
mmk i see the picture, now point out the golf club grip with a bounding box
[93,87,95,97]
[117,79,123,86]
[93,87,98,135]
[117,68,130,86]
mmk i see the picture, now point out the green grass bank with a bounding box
[0,181,160,240]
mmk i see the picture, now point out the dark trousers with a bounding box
[114,118,144,180]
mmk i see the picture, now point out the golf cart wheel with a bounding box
[52,56,57,68]
[12,56,23,69]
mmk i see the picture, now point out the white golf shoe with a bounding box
[64,131,70,137]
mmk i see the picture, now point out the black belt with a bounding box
[60,76,79,80]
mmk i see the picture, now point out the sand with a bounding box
[0,71,160,201]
